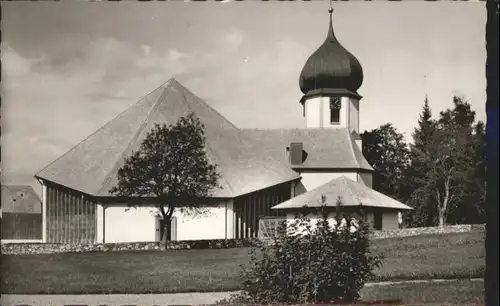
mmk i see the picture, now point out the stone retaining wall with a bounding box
[1,224,484,256]
[370,224,484,240]
[1,238,261,255]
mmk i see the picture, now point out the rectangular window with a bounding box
[330,97,341,124]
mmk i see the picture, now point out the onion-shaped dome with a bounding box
[299,9,364,95]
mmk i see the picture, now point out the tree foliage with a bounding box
[228,198,382,304]
[110,113,221,242]
[406,96,439,227]
[361,123,411,203]
[359,95,486,228]
[413,96,436,150]
[408,96,485,227]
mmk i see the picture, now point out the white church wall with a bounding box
[104,205,157,243]
[349,98,360,134]
[382,211,400,230]
[304,96,359,131]
[299,172,358,191]
[305,97,322,128]
[96,203,105,243]
[173,200,233,241]
[103,200,233,243]
[363,210,399,230]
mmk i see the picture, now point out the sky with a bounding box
[1,1,487,196]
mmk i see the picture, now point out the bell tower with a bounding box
[298,5,363,135]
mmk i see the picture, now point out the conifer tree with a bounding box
[406,96,438,227]
[410,96,481,227]
[412,96,436,150]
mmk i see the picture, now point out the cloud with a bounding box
[1,35,219,195]
[141,44,152,57]
[167,49,189,61]
[223,28,244,48]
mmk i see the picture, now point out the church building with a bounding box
[34,8,411,244]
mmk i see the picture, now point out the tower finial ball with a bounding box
[328,7,333,14]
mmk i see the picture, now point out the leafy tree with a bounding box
[361,123,411,202]
[436,97,484,225]
[411,96,479,227]
[469,121,487,221]
[110,113,221,244]
[227,197,382,304]
[455,121,485,224]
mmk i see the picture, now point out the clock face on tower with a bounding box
[330,97,341,109]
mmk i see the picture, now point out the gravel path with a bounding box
[0,278,483,306]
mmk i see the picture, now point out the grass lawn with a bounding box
[0,230,485,294]
[215,279,484,305]
[359,279,484,305]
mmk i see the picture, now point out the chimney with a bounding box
[289,142,303,165]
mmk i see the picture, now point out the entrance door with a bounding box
[155,217,177,241]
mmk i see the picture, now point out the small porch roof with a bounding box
[272,176,412,211]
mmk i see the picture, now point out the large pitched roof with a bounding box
[35,78,300,198]
[242,128,373,171]
[272,176,412,211]
[1,185,42,214]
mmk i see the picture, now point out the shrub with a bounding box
[232,198,382,304]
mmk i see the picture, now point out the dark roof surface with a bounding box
[272,176,412,210]
[242,128,373,171]
[1,185,42,214]
[299,12,363,95]
[36,78,300,198]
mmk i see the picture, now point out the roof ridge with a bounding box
[179,85,235,195]
[346,130,361,168]
[173,80,244,134]
[349,131,374,171]
[190,91,242,132]
[343,177,362,206]
[96,87,169,195]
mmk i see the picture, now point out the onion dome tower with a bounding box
[299,5,363,134]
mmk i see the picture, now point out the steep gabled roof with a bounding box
[35,78,300,198]
[1,185,42,214]
[241,128,373,171]
[272,176,412,210]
